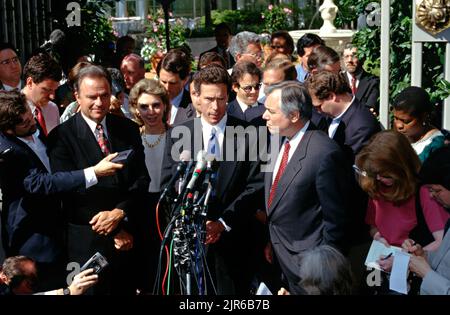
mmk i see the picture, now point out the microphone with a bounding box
[186,150,207,191]
[40,29,66,54]
[159,150,191,201]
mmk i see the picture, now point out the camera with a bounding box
[80,252,109,274]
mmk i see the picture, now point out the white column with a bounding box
[444,43,450,129]
[379,0,390,129]
[116,0,127,17]
[411,42,423,86]
[136,0,147,19]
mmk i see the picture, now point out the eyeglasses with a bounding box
[243,51,264,60]
[0,56,19,66]
[353,164,368,177]
[353,164,394,187]
[239,83,262,93]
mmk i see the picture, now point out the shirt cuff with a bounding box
[218,218,231,232]
[84,167,98,189]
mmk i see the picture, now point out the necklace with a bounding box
[142,133,164,148]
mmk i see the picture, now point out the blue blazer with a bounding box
[0,131,85,263]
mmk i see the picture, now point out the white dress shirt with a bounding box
[169,90,184,125]
[272,121,310,184]
[27,100,60,134]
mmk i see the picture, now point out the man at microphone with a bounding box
[160,65,264,295]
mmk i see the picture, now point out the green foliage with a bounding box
[211,9,263,34]
[261,4,294,33]
[140,8,188,70]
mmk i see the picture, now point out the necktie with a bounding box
[95,124,110,156]
[351,75,357,95]
[268,140,290,209]
[207,127,219,160]
[34,106,48,136]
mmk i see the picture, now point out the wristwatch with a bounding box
[63,287,71,295]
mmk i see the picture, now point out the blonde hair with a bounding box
[128,79,171,128]
[355,130,421,203]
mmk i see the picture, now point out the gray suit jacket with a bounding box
[265,124,353,292]
[421,228,450,295]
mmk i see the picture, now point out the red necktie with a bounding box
[351,75,357,95]
[268,140,290,209]
[95,124,110,156]
[34,106,48,136]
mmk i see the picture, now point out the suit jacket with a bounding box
[172,90,194,125]
[345,70,380,112]
[47,113,149,266]
[160,116,264,293]
[227,99,265,126]
[0,131,85,263]
[421,227,450,295]
[161,116,264,228]
[265,124,353,293]
[199,46,235,69]
[332,99,382,161]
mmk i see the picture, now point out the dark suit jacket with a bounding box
[0,132,85,263]
[332,99,382,161]
[172,90,195,125]
[265,124,352,293]
[227,99,265,126]
[345,70,380,112]
[47,113,149,273]
[160,116,264,293]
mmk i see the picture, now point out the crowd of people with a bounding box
[0,22,449,296]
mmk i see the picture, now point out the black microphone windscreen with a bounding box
[49,29,66,46]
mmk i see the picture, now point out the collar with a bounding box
[287,120,309,144]
[332,95,355,122]
[236,97,258,112]
[171,89,184,108]
[80,112,108,136]
[17,129,40,144]
[201,113,228,135]
[2,81,21,91]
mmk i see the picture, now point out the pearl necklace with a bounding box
[142,133,164,149]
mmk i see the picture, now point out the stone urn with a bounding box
[319,0,339,35]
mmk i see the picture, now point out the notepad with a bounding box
[364,239,402,270]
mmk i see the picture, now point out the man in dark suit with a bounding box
[199,23,235,69]
[342,44,380,114]
[262,81,352,294]
[0,90,122,291]
[47,65,150,294]
[160,65,264,294]
[306,70,381,161]
[0,43,23,91]
[157,49,194,125]
[306,71,381,292]
[227,61,264,124]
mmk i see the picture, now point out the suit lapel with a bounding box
[215,119,238,197]
[8,135,48,171]
[267,131,313,215]
[74,113,104,163]
[227,100,245,121]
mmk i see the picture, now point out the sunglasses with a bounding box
[239,83,262,93]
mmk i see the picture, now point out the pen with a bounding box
[382,252,393,260]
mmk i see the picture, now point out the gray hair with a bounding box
[229,31,260,59]
[298,245,353,295]
[265,81,312,121]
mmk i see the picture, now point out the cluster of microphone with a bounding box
[156,150,218,294]
[160,150,218,215]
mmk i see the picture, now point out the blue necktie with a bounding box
[207,127,219,160]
